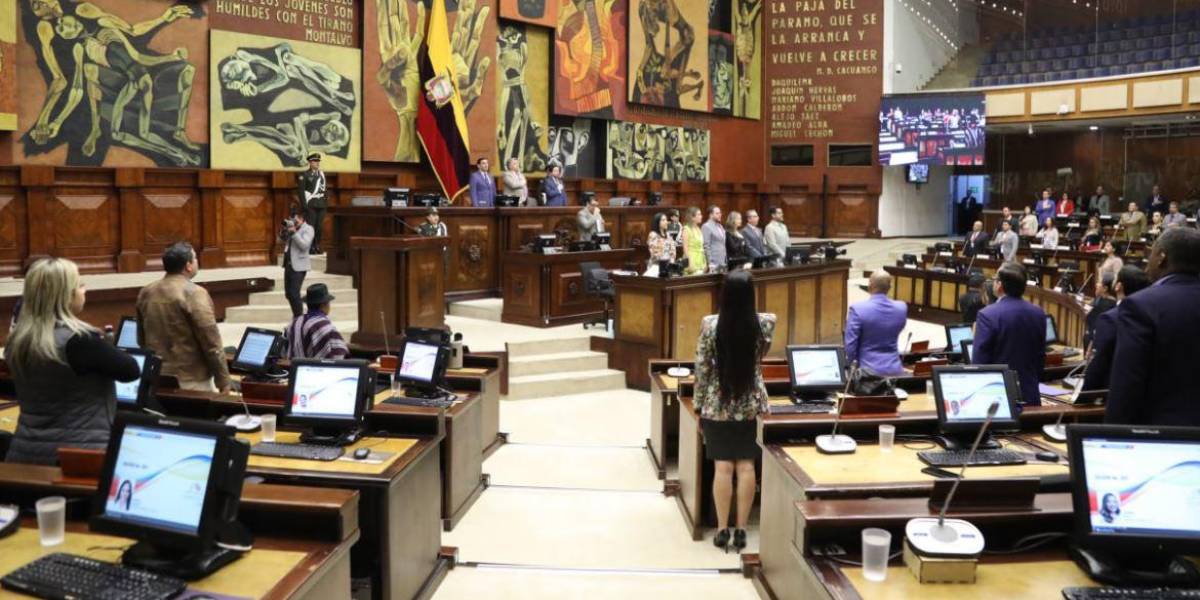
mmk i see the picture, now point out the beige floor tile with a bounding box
[500,389,650,447]
[433,567,760,600]
[485,444,661,492]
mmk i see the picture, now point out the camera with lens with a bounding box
[279,216,300,240]
[820,244,847,261]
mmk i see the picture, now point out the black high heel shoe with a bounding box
[732,528,748,552]
[713,528,731,551]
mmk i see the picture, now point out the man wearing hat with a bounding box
[281,209,314,318]
[284,283,349,360]
[297,153,327,254]
[417,207,448,237]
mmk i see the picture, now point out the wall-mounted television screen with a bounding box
[906,163,930,184]
[879,93,985,167]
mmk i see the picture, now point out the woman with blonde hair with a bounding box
[680,206,707,275]
[5,258,139,465]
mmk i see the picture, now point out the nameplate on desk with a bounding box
[838,395,901,417]
[938,252,953,257]
[542,247,561,255]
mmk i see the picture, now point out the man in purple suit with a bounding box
[973,262,1046,406]
[844,272,907,376]
[1107,228,1200,426]
[469,158,495,207]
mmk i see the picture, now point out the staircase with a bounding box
[506,337,625,400]
[222,254,358,333]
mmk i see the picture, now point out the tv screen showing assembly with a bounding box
[879,93,986,167]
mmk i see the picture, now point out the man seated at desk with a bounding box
[844,272,907,376]
[973,262,1046,406]
[576,196,605,241]
[1083,266,1150,391]
[284,283,349,360]
[963,220,990,256]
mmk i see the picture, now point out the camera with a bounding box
[279,217,299,240]
[820,244,847,261]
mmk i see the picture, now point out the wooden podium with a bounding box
[350,236,446,350]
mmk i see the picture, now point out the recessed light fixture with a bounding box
[1089,125,1099,131]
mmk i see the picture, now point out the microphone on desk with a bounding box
[381,311,392,357]
[1043,359,1089,442]
[815,361,859,455]
[963,250,976,276]
[391,214,423,235]
[904,402,998,558]
[903,331,913,354]
[224,390,263,432]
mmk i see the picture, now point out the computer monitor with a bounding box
[944,323,973,354]
[116,316,138,350]
[960,340,973,363]
[91,412,249,578]
[569,240,599,252]
[930,365,1022,450]
[1045,314,1059,346]
[595,231,612,250]
[115,349,163,412]
[231,328,281,375]
[785,345,846,401]
[752,254,779,269]
[394,338,451,397]
[495,194,520,207]
[1066,424,1200,585]
[284,359,371,445]
[406,326,451,346]
[785,246,810,265]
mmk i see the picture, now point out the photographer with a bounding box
[281,210,314,318]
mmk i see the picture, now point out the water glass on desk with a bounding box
[861,527,892,582]
[36,496,65,547]
[878,425,895,452]
[261,414,277,443]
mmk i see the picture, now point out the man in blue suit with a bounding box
[1083,266,1151,391]
[469,158,495,207]
[844,272,908,376]
[1107,228,1200,426]
[973,263,1046,406]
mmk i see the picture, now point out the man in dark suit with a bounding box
[963,221,990,257]
[1144,184,1167,217]
[973,263,1047,406]
[1083,266,1151,391]
[296,153,326,254]
[1107,227,1200,426]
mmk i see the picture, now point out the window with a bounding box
[829,145,873,167]
[771,145,814,166]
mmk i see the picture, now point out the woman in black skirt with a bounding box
[693,270,776,552]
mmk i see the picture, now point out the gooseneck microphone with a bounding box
[1044,359,1089,442]
[225,390,263,432]
[380,311,392,357]
[904,402,998,557]
[904,331,913,354]
[815,361,858,454]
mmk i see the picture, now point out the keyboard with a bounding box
[251,441,344,461]
[383,396,454,409]
[1061,348,1082,358]
[917,449,1027,467]
[1063,587,1200,599]
[1,552,187,600]
[772,400,835,415]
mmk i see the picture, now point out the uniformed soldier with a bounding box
[296,153,327,254]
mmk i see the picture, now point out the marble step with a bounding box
[508,350,609,377]
[267,271,354,290]
[247,287,357,306]
[506,336,592,359]
[447,298,503,322]
[507,368,626,400]
[275,253,328,271]
[224,301,359,325]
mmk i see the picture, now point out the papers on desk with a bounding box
[1039,383,1073,399]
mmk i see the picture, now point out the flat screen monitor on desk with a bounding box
[945,323,973,355]
[231,328,282,376]
[90,412,249,579]
[1067,424,1200,586]
[1045,314,1059,346]
[285,359,371,445]
[930,365,1021,450]
[115,349,163,413]
[960,340,973,363]
[116,317,138,349]
[785,345,846,401]
[394,338,450,398]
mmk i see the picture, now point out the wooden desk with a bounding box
[646,360,689,480]
[0,404,16,433]
[500,248,638,327]
[349,236,446,352]
[611,260,851,389]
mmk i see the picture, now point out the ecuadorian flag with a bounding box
[416,0,471,202]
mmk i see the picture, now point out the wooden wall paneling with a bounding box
[114,168,145,273]
[50,171,119,274]
[140,170,201,272]
[818,271,846,344]
[0,168,27,276]
[406,247,444,328]
[770,186,821,237]
[792,277,817,344]
[197,170,226,268]
[761,280,790,357]
[500,259,540,322]
[615,288,657,345]
[219,172,274,268]
[827,186,878,238]
[448,217,498,297]
[671,288,714,359]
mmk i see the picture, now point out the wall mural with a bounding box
[628,0,709,112]
[210,30,361,172]
[0,0,16,131]
[497,22,551,173]
[708,33,732,114]
[547,116,597,177]
[365,0,495,163]
[606,121,708,181]
[732,0,761,119]
[500,0,557,28]
[20,0,206,167]
[552,0,626,120]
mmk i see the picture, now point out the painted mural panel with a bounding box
[606,121,708,181]
[210,29,361,172]
[365,0,495,163]
[732,0,761,119]
[497,22,550,172]
[628,0,709,113]
[499,0,557,28]
[708,32,732,115]
[547,116,597,177]
[0,0,15,131]
[19,0,207,167]
[552,0,626,120]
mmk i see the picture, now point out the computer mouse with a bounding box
[1035,451,1059,462]
[353,448,371,460]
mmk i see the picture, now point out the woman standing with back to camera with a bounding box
[693,270,776,552]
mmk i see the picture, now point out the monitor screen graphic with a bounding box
[115,354,147,404]
[1081,437,1200,539]
[399,341,440,384]
[237,331,276,368]
[789,348,844,387]
[102,425,215,535]
[937,370,1013,420]
[290,364,361,420]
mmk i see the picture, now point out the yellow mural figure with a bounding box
[376,0,425,162]
[451,0,491,113]
[733,0,761,118]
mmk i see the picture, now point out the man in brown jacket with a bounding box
[136,242,232,392]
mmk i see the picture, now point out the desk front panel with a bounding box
[832,559,1093,600]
